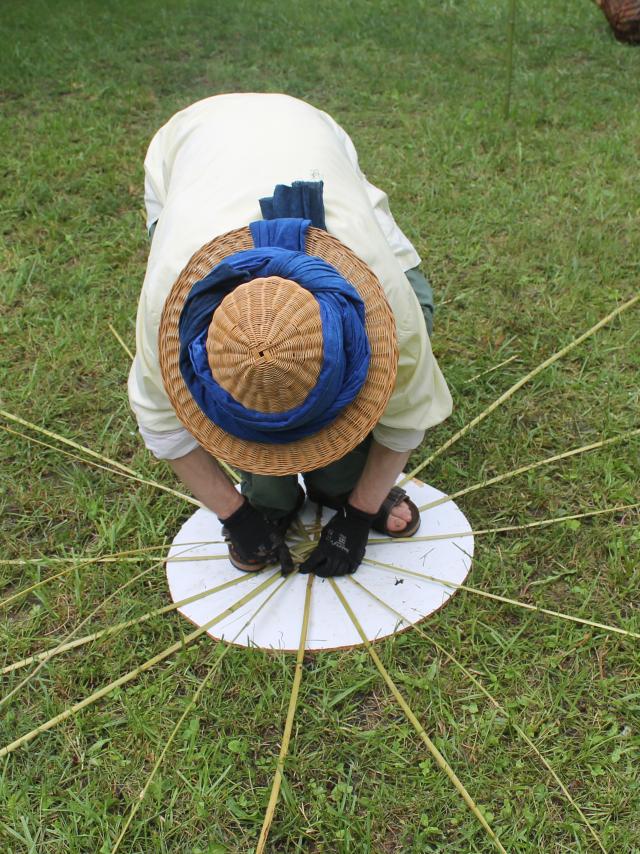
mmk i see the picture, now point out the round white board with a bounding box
[166,477,473,652]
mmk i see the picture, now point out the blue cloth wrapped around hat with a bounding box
[178,183,371,443]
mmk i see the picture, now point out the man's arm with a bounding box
[167,445,243,519]
[168,446,293,573]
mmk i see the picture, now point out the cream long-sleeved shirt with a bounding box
[128,93,452,460]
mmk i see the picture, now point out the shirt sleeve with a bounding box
[127,319,185,434]
[372,424,425,452]
[128,119,189,435]
[137,423,200,460]
[375,274,453,436]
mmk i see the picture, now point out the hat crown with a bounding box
[207,276,323,413]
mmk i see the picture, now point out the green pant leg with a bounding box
[405,265,434,337]
[303,435,372,500]
[240,435,371,515]
[239,471,300,520]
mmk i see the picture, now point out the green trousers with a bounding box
[240,436,372,519]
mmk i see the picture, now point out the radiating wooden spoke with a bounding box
[111,571,295,854]
[347,575,607,853]
[0,570,283,758]
[401,294,639,483]
[330,578,508,854]
[363,556,640,640]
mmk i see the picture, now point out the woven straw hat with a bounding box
[159,226,398,475]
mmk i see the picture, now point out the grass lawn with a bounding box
[1,0,639,851]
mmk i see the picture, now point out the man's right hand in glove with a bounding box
[299,503,374,578]
[220,499,293,574]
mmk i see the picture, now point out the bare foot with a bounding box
[386,500,413,534]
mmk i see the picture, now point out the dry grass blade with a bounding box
[107,322,135,360]
[0,569,282,758]
[347,576,608,854]
[504,0,517,119]
[2,571,253,676]
[329,579,508,854]
[0,409,200,505]
[256,573,314,854]
[417,429,640,512]
[368,502,640,546]
[402,293,640,483]
[363,556,640,639]
[464,354,519,384]
[110,571,294,854]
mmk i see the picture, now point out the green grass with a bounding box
[1,0,639,851]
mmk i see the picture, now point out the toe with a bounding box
[386,501,413,533]
[387,514,407,533]
[388,501,412,522]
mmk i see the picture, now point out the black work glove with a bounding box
[220,499,293,574]
[300,503,375,578]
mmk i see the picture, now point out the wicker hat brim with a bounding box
[158,226,398,475]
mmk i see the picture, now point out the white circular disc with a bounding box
[166,477,473,652]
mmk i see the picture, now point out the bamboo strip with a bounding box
[1,551,188,709]
[2,409,241,489]
[329,579,507,854]
[108,323,135,360]
[402,293,640,483]
[0,542,208,609]
[0,544,219,566]
[1,544,231,707]
[290,516,313,543]
[110,571,293,854]
[347,576,607,853]
[1,558,142,611]
[0,423,150,489]
[0,410,200,506]
[367,502,640,546]
[217,460,241,484]
[363,556,640,640]
[0,570,282,758]
[5,498,632,601]
[1,535,296,612]
[256,574,314,854]
[2,571,254,676]
[417,429,640,512]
